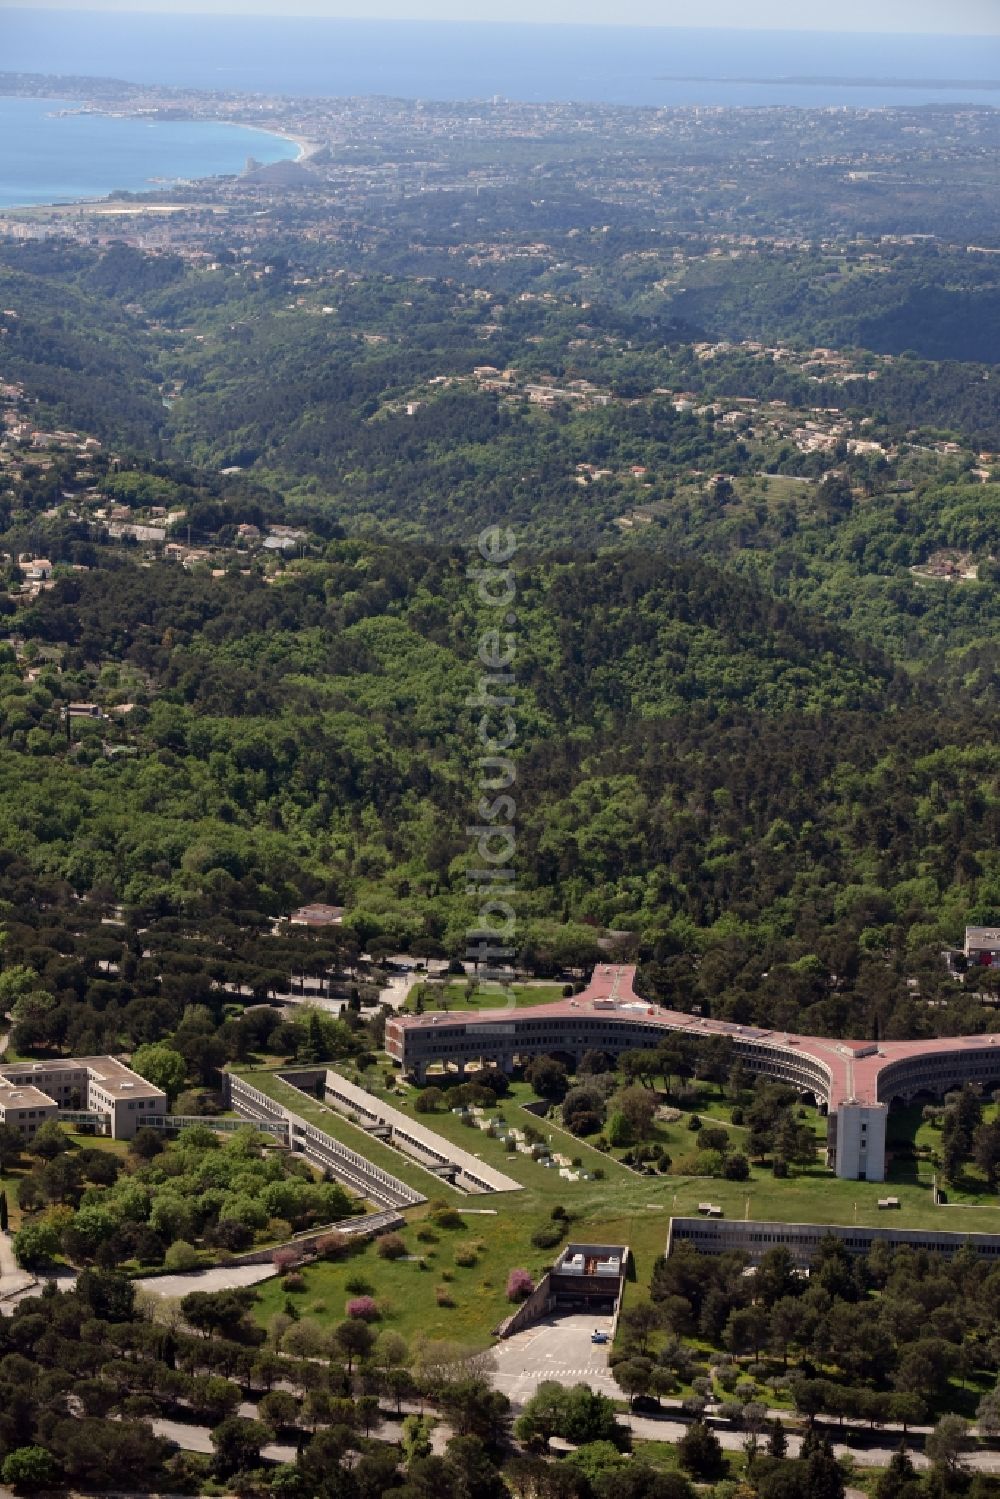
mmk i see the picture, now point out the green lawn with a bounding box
[0,1170,22,1232]
[402,982,564,1015]
[887,1101,1000,1209]
[239,1065,1000,1353]
[253,1174,683,1349]
[359,1072,637,1190]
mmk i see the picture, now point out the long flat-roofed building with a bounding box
[667,1215,1000,1264]
[386,964,1000,1183]
[0,1056,167,1139]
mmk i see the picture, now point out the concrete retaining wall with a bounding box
[225,1208,404,1267]
[494,1272,555,1338]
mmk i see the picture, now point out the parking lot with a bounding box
[491,1311,618,1405]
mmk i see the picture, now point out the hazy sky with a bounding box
[3,0,998,31]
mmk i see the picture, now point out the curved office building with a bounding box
[385,965,1000,1181]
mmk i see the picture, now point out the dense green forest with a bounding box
[0,533,996,1050]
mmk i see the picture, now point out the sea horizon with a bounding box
[3,13,1000,108]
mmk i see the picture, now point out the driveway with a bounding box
[0,1231,35,1305]
[152,1418,295,1463]
[492,1312,617,1404]
[140,1263,278,1298]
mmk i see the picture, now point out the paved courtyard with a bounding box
[491,1312,617,1405]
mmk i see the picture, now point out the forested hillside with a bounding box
[1,102,999,1057]
[0,532,996,1050]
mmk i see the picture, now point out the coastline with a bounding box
[0,101,308,212]
[213,116,321,163]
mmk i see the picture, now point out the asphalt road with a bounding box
[489,1310,1000,1475]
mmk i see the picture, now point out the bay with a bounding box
[0,97,298,209]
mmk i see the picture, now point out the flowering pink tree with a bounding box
[506,1268,534,1302]
[272,1248,301,1273]
[346,1295,381,1322]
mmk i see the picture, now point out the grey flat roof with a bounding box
[967,927,1000,946]
[0,1055,166,1101]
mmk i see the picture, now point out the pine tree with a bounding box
[804,1435,845,1499]
[767,1417,787,1460]
[875,1445,918,1499]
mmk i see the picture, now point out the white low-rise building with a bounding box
[0,1056,166,1139]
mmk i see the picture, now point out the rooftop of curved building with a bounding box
[390,964,1000,1111]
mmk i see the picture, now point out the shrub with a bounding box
[687,1114,702,1133]
[531,1222,565,1250]
[315,1231,349,1260]
[414,1086,446,1114]
[435,1286,455,1307]
[454,1245,477,1268]
[164,1239,199,1272]
[722,1153,750,1181]
[346,1296,380,1322]
[2,1445,62,1491]
[432,1208,465,1231]
[282,1273,306,1293]
[272,1249,302,1273]
[416,1227,439,1243]
[506,1268,534,1302]
[377,1234,407,1260]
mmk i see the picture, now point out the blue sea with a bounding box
[0,97,298,209]
[2,11,1000,109]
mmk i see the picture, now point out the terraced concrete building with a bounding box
[386,964,1000,1182]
